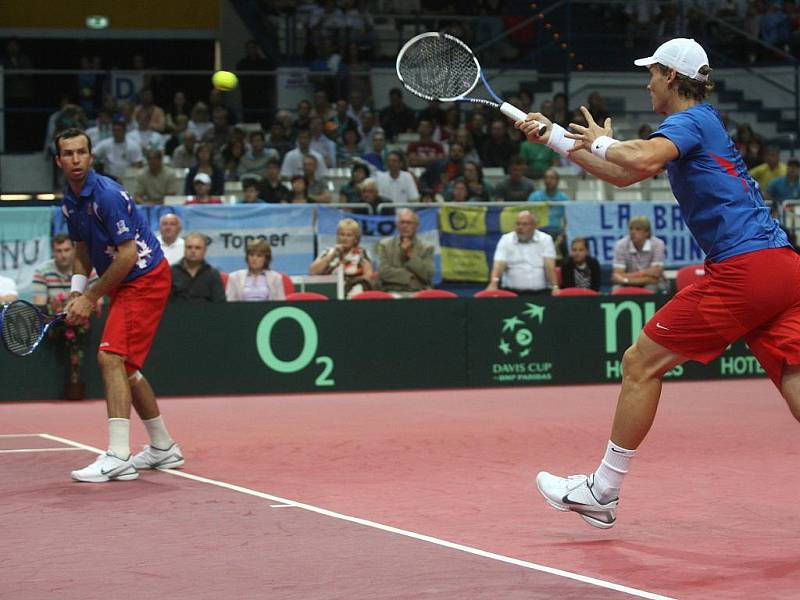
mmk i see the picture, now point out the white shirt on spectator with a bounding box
[280,148,328,179]
[310,134,338,168]
[157,235,185,265]
[376,170,420,203]
[0,275,19,300]
[493,230,556,291]
[127,129,166,153]
[93,137,143,178]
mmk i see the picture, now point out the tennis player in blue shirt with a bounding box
[517,38,800,528]
[55,128,184,482]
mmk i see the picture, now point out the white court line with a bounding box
[0,447,84,454]
[37,433,674,600]
[269,504,295,508]
[0,433,48,438]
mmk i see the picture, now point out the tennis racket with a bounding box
[396,32,547,135]
[0,300,65,357]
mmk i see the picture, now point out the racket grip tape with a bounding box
[500,103,547,135]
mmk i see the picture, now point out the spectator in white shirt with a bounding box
[485,210,558,296]
[280,128,327,179]
[93,119,143,180]
[157,213,185,265]
[309,115,338,168]
[376,151,419,203]
[127,109,166,153]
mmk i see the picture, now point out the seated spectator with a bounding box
[421,142,465,194]
[767,157,800,204]
[379,87,417,141]
[165,90,189,133]
[462,160,493,201]
[485,210,558,296]
[494,157,536,202]
[750,145,786,193]
[217,138,245,181]
[611,216,668,293]
[352,177,390,213]
[303,155,331,203]
[479,119,519,170]
[202,105,235,156]
[171,130,198,170]
[240,130,279,179]
[170,232,226,303]
[337,126,363,168]
[551,92,570,128]
[157,213,184,265]
[31,234,98,308]
[127,110,165,153]
[184,143,225,195]
[520,133,559,180]
[134,149,178,205]
[446,178,470,202]
[241,179,266,203]
[407,119,444,168]
[742,138,764,170]
[311,89,336,122]
[376,151,420,203]
[261,158,291,204]
[187,102,213,140]
[528,168,571,202]
[309,115,338,168]
[467,110,488,150]
[85,109,113,149]
[559,237,601,292]
[339,164,370,203]
[289,175,311,203]
[449,127,481,165]
[185,172,222,204]
[280,128,327,179]
[362,129,388,171]
[375,208,434,294]
[0,274,18,303]
[225,239,285,302]
[358,110,381,152]
[133,88,166,133]
[266,119,293,159]
[586,91,611,124]
[93,118,143,180]
[331,99,359,139]
[164,114,189,156]
[309,217,373,298]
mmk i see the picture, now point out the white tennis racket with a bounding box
[396,32,546,135]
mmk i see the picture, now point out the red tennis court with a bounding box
[1,379,798,599]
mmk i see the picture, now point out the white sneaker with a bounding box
[536,472,618,529]
[71,451,138,483]
[132,443,184,470]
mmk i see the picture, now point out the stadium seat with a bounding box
[286,292,329,301]
[351,290,395,300]
[280,273,295,295]
[219,271,229,289]
[676,264,705,291]
[556,287,599,296]
[611,287,655,295]
[473,289,518,298]
[412,289,459,299]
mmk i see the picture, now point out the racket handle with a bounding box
[500,103,547,135]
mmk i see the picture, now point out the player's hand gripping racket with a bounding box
[0,300,65,357]
[396,32,547,135]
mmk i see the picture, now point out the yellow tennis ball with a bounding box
[212,70,238,91]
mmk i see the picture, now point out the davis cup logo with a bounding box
[492,303,552,382]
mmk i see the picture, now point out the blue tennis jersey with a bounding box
[62,169,164,282]
[651,103,788,262]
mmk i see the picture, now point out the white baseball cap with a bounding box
[634,38,710,82]
[193,172,212,185]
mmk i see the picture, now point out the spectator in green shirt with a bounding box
[520,139,559,179]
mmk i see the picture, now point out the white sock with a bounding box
[142,415,174,450]
[108,418,131,459]
[593,440,637,502]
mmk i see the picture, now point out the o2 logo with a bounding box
[255,307,335,387]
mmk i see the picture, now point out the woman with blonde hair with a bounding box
[309,218,373,298]
[225,239,286,301]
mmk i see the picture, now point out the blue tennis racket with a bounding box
[396,32,547,134]
[0,300,65,357]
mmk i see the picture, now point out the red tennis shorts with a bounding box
[644,247,800,388]
[99,259,171,372]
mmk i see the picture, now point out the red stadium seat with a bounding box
[612,286,655,295]
[676,264,706,291]
[351,290,395,300]
[556,287,599,297]
[280,273,295,295]
[473,289,518,298]
[412,289,459,299]
[286,292,329,301]
[219,271,229,289]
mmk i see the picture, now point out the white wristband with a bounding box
[70,274,88,294]
[545,123,576,158]
[591,135,619,160]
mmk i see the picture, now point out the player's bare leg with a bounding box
[779,364,800,423]
[98,350,133,419]
[536,333,686,527]
[130,373,160,420]
[129,370,185,470]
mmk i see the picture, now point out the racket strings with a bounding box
[398,36,478,100]
[1,302,44,356]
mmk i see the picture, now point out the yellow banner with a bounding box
[439,205,488,236]
[441,247,490,282]
[499,205,550,233]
